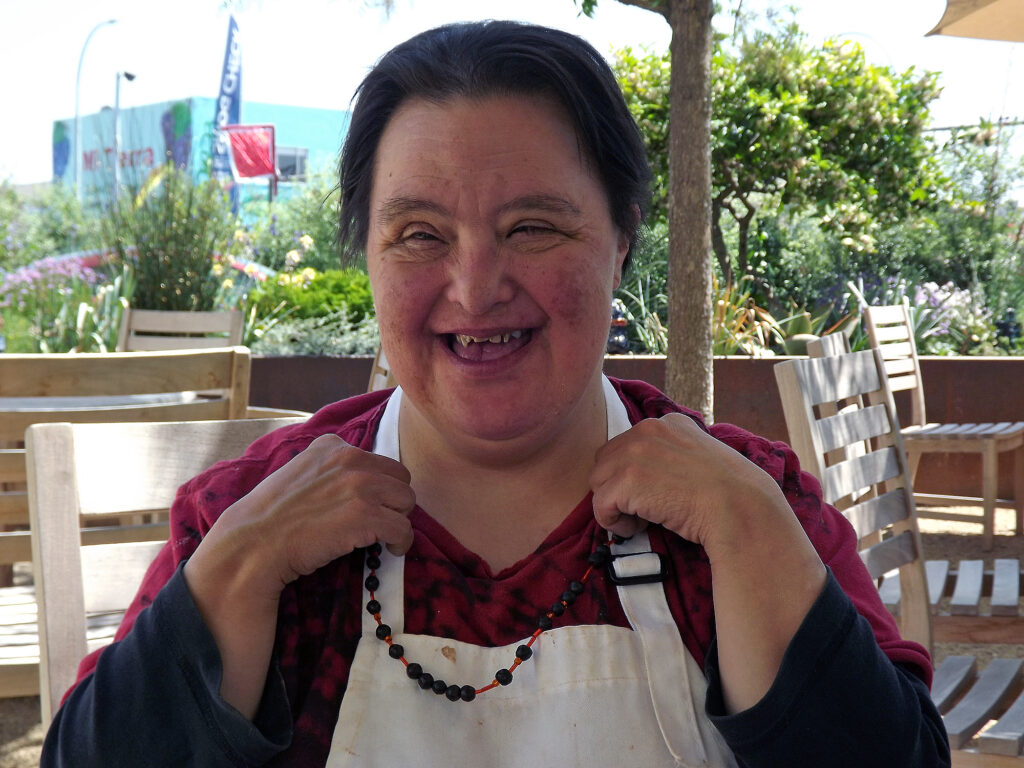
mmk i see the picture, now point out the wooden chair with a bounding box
[24,416,307,722]
[807,334,1024,644]
[117,308,245,351]
[775,349,1024,763]
[367,345,397,392]
[0,348,308,697]
[864,300,1024,550]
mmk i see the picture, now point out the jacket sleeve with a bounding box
[704,568,951,768]
[40,563,292,768]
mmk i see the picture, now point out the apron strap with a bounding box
[613,531,711,767]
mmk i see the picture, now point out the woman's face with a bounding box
[366,95,629,455]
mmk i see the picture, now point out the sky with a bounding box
[1,0,1022,187]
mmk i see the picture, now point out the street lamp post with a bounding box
[74,18,117,204]
[113,70,136,199]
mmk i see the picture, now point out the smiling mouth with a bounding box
[447,329,532,362]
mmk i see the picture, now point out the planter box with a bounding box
[252,354,1024,500]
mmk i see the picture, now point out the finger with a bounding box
[311,434,412,485]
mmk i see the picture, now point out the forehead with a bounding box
[369,95,599,208]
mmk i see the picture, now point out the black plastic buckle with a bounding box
[606,551,669,586]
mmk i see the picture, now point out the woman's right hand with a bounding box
[182,434,416,718]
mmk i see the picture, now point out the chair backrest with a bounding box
[862,300,927,427]
[367,346,397,392]
[25,415,308,722]
[806,332,851,359]
[773,348,932,652]
[117,308,245,352]
[0,347,252,569]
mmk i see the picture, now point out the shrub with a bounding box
[248,268,374,322]
[105,164,234,311]
[251,310,380,356]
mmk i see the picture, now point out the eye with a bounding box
[399,225,443,244]
[508,222,558,238]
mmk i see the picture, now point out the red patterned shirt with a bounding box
[71,378,931,765]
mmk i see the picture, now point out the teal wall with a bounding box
[53,98,349,209]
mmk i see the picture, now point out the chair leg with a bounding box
[982,441,998,551]
[1014,445,1024,537]
[907,448,922,483]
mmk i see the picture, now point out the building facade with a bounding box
[52,98,350,209]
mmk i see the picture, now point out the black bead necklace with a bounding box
[363,533,623,702]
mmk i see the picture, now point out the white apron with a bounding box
[326,377,737,767]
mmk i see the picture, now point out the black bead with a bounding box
[495,669,513,686]
[389,643,404,659]
[432,679,448,695]
[367,542,382,556]
[406,662,422,679]
[364,574,380,592]
[561,590,576,605]
[445,685,461,701]
[365,599,381,615]
[366,555,381,570]
[418,673,434,690]
[538,615,553,630]
[611,533,630,545]
[460,685,476,702]
[375,624,392,641]
[588,545,611,566]
[515,644,533,661]
[569,580,585,594]
[550,601,565,617]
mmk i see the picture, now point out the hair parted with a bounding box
[337,20,652,270]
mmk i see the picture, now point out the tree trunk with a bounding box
[665,0,714,421]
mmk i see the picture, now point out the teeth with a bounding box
[454,330,524,346]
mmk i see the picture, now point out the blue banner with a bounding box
[211,15,241,208]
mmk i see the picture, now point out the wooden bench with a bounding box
[775,347,1024,764]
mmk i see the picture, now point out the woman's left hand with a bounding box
[589,413,827,714]
[589,413,792,557]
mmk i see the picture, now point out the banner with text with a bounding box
[212,15,241,209]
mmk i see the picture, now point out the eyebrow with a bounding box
[498,194,582,217]
[375,197,451,228]
[375,193,582,227]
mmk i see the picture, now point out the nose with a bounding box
[444,236,515,316]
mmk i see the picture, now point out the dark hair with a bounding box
[338,20,651,270]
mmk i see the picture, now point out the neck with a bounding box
[398,377,608,571]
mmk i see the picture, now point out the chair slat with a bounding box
[845,489,911,540]
[871,323,913,343]
[817,403,892,455]
[927,559,951,611]
[944,659,1023,749]
[860,530,917,581]
[979,687,1024,756]
[951,561,984,616]
[991,560,1021,617]
[878,341,915,361]
[824,446,902,502]
[932,655,978,714]
[867,304,910,325]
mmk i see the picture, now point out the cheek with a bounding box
[371,267,430,341]
[543,263,614,337]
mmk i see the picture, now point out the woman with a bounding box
[42,21,949,767]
